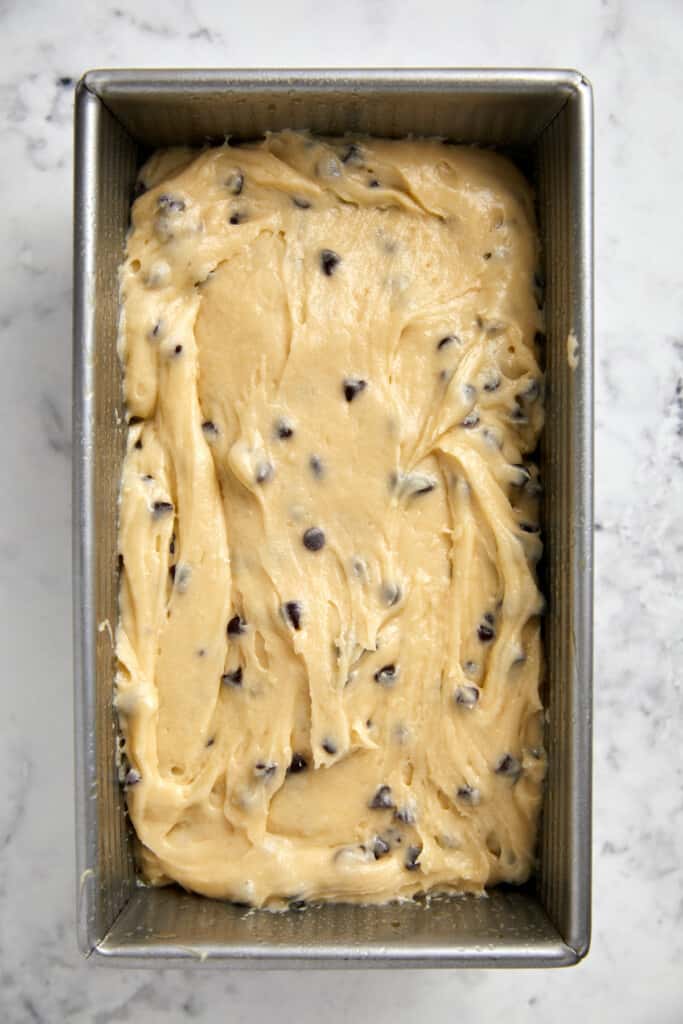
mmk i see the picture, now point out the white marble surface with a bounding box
[1,0,682,1020]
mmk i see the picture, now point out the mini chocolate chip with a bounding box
[437,334,457,350]
[152,500,174,517]
[461,411,480,428]
[394,806,416,825]
[128,415,143,425]
[455,684,480,708]
[477,622,495,643]
[275,418,294,439]
[289,899,307,911]
[303,527,325,552]
[150,320,163,340]
[197,648,206,658]
[206,736,215,747]
[226,170,244,195]
[124,768,141,787]
[520,378,540,402]
[483,611,495,625]
[229,212,244,225]
[202,420,219,438]
[283,601,303,630]
[483,251,492,260]
[292,196,311,209]
[404,845,422,871]
[369,785,395,810]
[221,667,243,686]
[141,474,154,482]
[227,614,246,636]
[381,582,402,607]
[58,75,74,87]
[456,784,480,805]
[509,405,528,424]
[157,194,186,213]
[399,472,437,498]
[255,461,274,484]
[373,836,391,859]
[320,249,341,276]
[341,142,362,164]
[322,738,337,755]
[374,664,398,685]
[483,375,501,392]
[534,331,547,346]
[368,178,381,188]
[309,454,324,478]
[134,439,143,450]
[169,565,176,581]
[343,378,367,402]
[288,753,308,773]
[254,761,278,779]
[519,522,540,534]
[117,553,124,573]
[174,344,183,355]
[495,754,522,780]
[174,563,192,592]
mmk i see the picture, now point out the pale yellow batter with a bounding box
[116,132,546,907]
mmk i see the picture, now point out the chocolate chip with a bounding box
[134,439,143,450]
[394,806,416,825]
[173,344,183,355]
[288,753,308,773]
[174,563,192,592]
[519,522,540,534]
[483,251,492,260]
[197,648,206,658]
[343,378,367,402]
[289,899,307,911]
[372,836,391,859]
[221,667,243,686]
[303,527,325,552]
[399,472,437,498]
[461,411,480,428]
[254,761,277,779]
[124,768,141,787]
[477,621,495,642]
[152,500,174,518]
[454,684,480,708]
[117,553,124,573]
[255,461,274,484]
[202,420,219,438]
[483,375,501,392]
[229,211,244,225]
[368,178,381,188]
[227,615,246,637]
[322,738,337,755]
[341,142,362,164]
[128,415,143,425]
[292,196,311,209]
[381,582,401,607]
[206,736,215,747]
[495,754,522,780]
[456,785,480,805]
[169,565,176,581]
[309,454,324,478]
[404,845,422,871]
[520,378,540,402]
[149,320,164,340]
[226,170,244,195]
[369,785,395,810]
[437,334,457,350]
[275,418,294,439]
[283,601,303,630]
[320,249,341,276]
[534,331,547,346]
[374,664,398,685]
[141,474,154,483]
[157,194,186,213]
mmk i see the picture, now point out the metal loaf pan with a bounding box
[73,69,593,967]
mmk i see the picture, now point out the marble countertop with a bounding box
[2,0,681,1020]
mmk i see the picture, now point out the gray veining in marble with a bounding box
[1,0,682,1021]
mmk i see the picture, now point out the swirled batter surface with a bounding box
[116,132,546,907]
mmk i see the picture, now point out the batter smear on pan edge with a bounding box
[116,131,546,907]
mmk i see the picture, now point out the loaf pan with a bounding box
[73,68,593,967]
